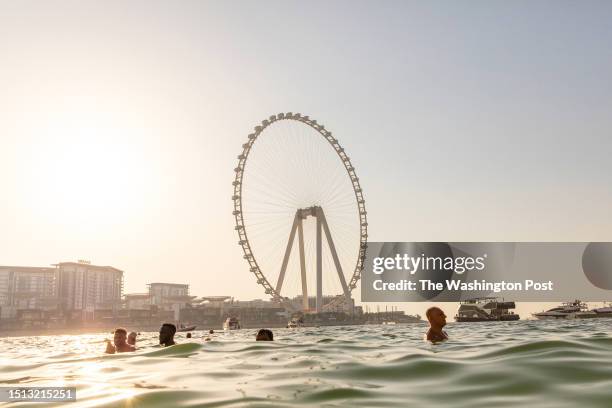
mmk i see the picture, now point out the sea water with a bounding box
[1,319,611,407]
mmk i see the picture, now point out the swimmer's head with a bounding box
[159,323,177,345]
[127,331,137,345]
[113,328,128,347]
[426,307,447,328]
[255,329,274,341]
[186,332,192,338]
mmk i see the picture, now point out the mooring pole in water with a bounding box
[316,208,323,313]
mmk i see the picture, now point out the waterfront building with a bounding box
[55,261,123,320]
[124,293,151,310]
[179,295,288,328]
[148,282,195,320]
[230,298,282,309]
[200,296,232,308]
[291,295,355,313]
[0,266,59,319]
[148,283,191,309]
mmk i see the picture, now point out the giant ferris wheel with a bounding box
[232,113,367,312]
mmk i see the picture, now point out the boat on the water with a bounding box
[592,302,612,317]
[177,324,197,332]
[455,297,520,322]
[223,317,241,330]
[532,300,597,320]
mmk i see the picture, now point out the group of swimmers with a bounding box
[105,323,275,353]
[104,328,137,353]
[105,307,447,353]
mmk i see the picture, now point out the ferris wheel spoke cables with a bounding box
[233,113,367,311]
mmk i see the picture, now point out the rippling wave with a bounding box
[2,319,611,407]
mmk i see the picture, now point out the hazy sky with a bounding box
[1,1,611,319]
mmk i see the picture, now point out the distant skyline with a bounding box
[2,1,612,319]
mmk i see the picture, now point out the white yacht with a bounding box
[532,300,596,320]
[592,302,612,317]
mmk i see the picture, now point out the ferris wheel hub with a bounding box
[297,206,321,219]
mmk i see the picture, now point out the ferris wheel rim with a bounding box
[232,112,368,304]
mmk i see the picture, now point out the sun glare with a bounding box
[22,112,158,230]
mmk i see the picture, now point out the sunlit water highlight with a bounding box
[2,319,611,407]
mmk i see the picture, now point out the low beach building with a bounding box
[124,293,151,310]
[148,282,195,320]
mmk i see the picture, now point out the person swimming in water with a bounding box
[426,307,448,343]
[186,332,192,339]
[159,323,177,347]
[127,331,137,346]
[255,328,274,341]
[105,328,136,353]
[203,329,214,341]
